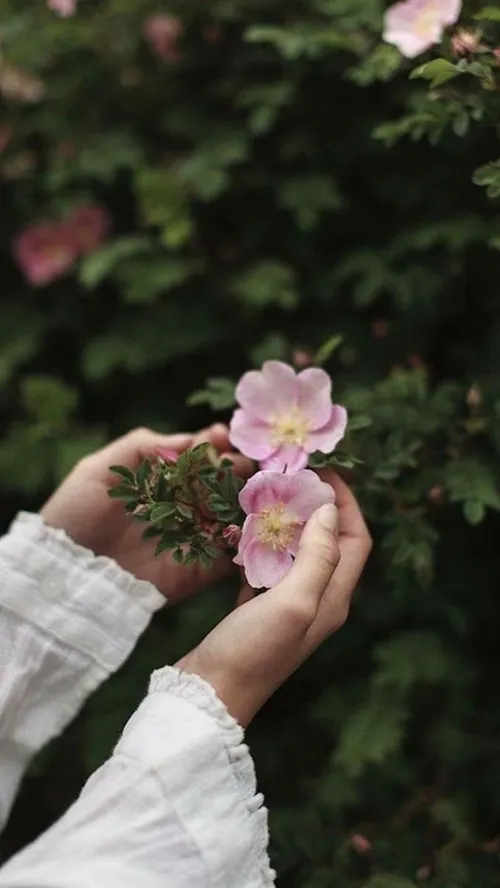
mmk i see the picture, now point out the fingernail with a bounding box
[316,503,338,532]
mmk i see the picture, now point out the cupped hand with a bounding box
[41,424,252,603]
[177,472,372,726]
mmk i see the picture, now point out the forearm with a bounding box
[0,668,274,888]
[0,513,163,830]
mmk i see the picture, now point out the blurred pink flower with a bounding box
[350,834,373,855]
[383,0,462,58]
[144,15,183,62]
[13,223,78,287]
[229,361,347,473]
[47,0,78,16]
[0,125,12,153]
[69,205,111,255]
[234,469,335,588]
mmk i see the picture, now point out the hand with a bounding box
[41,424,251,603]
[177,472,372,726]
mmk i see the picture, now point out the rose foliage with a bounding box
[2,1,500,886]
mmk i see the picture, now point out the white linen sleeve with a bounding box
[0,512,164,830]
[0,667,276,888]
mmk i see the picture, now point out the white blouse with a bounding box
[0,513,275,887]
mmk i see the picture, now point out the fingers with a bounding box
[318,470,371,548]
[270,503,340,626]
[305,473,372,647]
[86,423,240,477]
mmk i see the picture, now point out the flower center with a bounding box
[257,503,299,552]
[416,3,439,37]
[271,407,311,448]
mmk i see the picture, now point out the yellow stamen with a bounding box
[416,2,439,38]
[271,406,311,448]
[257,503,299,552]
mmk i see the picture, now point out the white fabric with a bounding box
[0,513,275,887]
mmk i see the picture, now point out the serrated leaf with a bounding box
[109,464,136,485]
[410,59,461,88]
[314,335,343,365]
[79,237,152,289]
[150,503,177,522]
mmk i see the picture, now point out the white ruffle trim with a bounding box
[149,666,276,887]
[12,512,163,613]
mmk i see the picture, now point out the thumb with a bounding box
[272,503,340,610]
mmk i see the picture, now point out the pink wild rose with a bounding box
[69,205,111,255]
[229,360,347,473]
[234,469,335,588]
[144,15,183,62]
[13,222,79,287]
[47,0,78,16]
[383,0,462,58]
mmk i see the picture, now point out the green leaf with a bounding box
[473,160,500,199]
[78,237,152,290]
[362,878,418,888]
[109,465,136,485]
[348,415,372,432]
[463,499,485,525]
[474,6,500,20]
[188,377,237,410]
[150,503,177,522]
[410,59,462,88]
[136,458,152,489]
[314,335,343,365]
[233,261,298,311]
[278,175,342,231]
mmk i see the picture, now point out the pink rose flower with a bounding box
[69,204,111,255]
[234,469,335,588]
[383,0,462,59]
[13,223,79,287]
[229,361,347,473]
[143,15,183,62]
[47,0,78,16]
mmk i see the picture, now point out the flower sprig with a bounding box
[109,361,359,588]
[109,443,244,568]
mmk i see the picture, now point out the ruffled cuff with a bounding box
[116,666,275,887]
[0,512,164,673]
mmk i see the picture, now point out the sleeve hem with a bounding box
[0,512,165,673]
[148,666,276,887]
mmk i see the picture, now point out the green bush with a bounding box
[2,1,500,885]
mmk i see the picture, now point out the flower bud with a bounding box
[350,833,372,855]
[293,348,313,369]
[222,524,242,548]
[451,29,480,57]
[157,447,179,463]
[466,385,482,409]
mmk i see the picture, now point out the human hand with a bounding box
[41,424,251,603]
[177,472,372,726]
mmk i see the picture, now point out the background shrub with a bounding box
[1,2,500,885]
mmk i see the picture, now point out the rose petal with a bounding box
[236,361,297,419]
[239,471,288,515]
[261,443,308,473]
[240,538,293,589]
[284,470,335,521]
[383,0,460,58]
[297,367,334,427]
[306,405,348,454]
[229,409,276,460]
[233,514,259,563]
